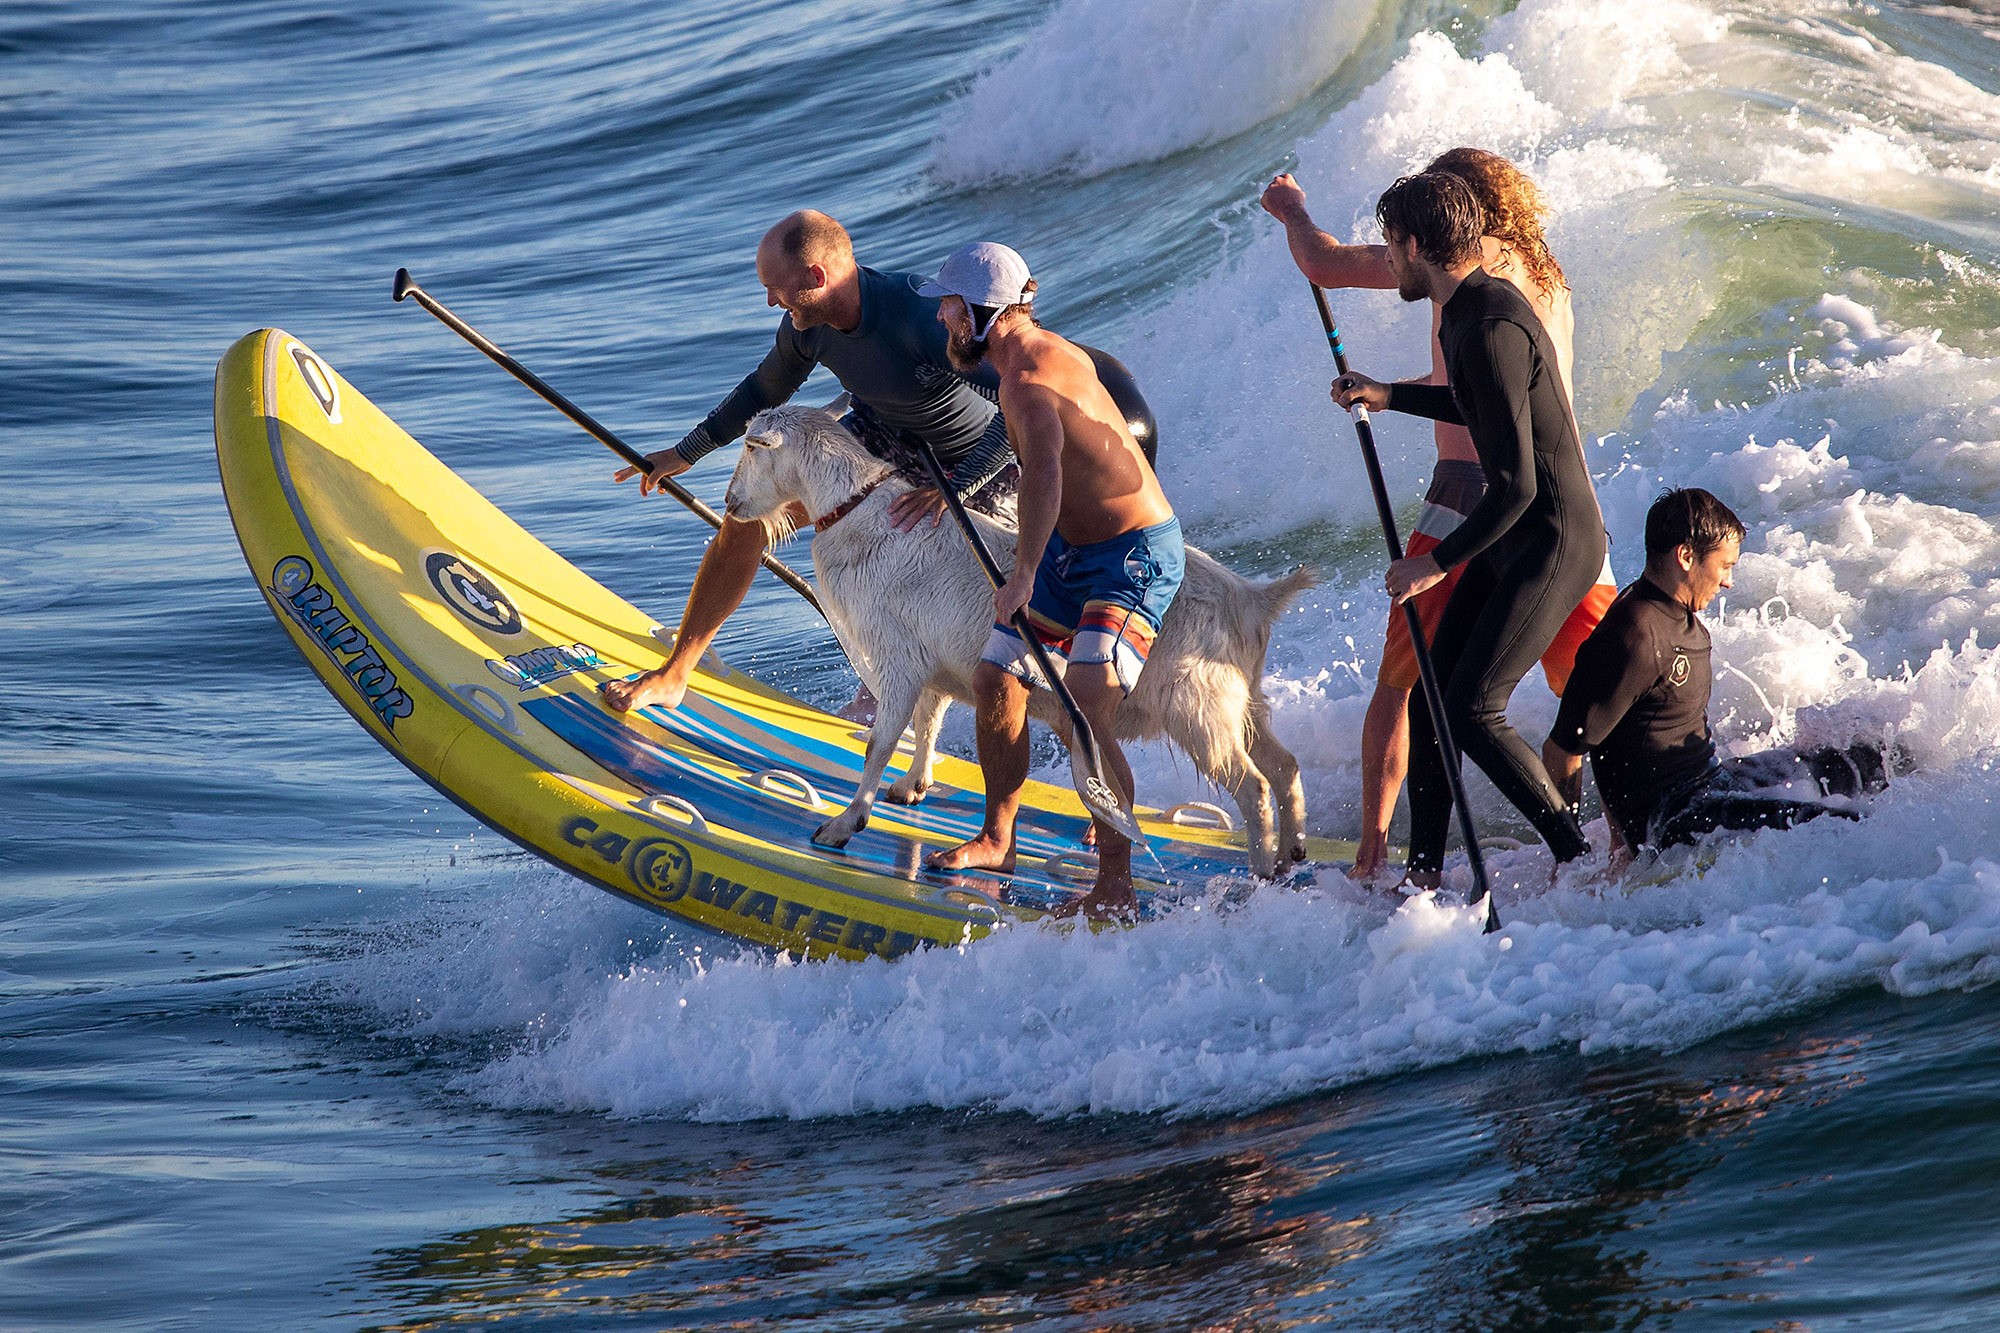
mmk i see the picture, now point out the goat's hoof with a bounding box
[1287,842,1309,864]
[885,782,930,806]
[812,817,862,848]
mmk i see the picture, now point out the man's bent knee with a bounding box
[1063,663,1123,719]
[972,659,1021,702]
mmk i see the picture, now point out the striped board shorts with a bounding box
[982,517,1185,696]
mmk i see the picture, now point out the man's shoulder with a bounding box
[859,266,932,311]
[1597,582,1671,646]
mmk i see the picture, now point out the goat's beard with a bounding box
[946,327,988,371]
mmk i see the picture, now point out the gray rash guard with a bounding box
[674,266,1011,497]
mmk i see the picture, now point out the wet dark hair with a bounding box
[1645,487,1746,561]
[1375,172,1485,269]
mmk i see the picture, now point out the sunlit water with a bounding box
[5,0,2000,1326]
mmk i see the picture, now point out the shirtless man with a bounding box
[1261,148,1615,880]
[602,210,1013,715]
[918,243,1184,921]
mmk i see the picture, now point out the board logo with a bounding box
[269,555,414,732]
[1669,651,1691,688]
[486,642,606,691]
[287,344,341,423]
[424,550,522,637]
[560,817,693,903]
[630,837,696,903]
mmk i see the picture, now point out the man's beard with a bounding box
[1396,268,1430,302]
[946,327,988,370]
[784,289,837,329]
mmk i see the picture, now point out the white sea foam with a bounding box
[329,755,1998,1121]
[931,0,1389,182]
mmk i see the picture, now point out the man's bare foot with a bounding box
[1397,869,1442,895]
[601,665,691,714]
[927,832,1015,873]
[1347,860,1398,891]
[1049,876,1138,922]
[1348,833,1389,882]
[837,684,877,725]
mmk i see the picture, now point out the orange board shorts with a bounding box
[1380,462,1616,697]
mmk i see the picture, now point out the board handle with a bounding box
[751,768,826,810]
[1041,850,1101,884]
[631,793,709,835]
[1163,800,1235,831]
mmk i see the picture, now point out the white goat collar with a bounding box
[811,477,887,533]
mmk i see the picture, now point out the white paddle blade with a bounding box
[1069,745,1145,844]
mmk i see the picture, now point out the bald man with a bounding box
[605,210,1015,714]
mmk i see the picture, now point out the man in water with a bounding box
[1544,487,1889,872]
[1262,149,1616,881]
[919,243,1184,922]
[1334,171,1607,887]
[603,209,1014,714]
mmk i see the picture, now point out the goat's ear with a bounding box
[742,431,781,451]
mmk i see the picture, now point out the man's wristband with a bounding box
[672,423,720,466]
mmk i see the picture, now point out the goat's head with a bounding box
[723,406,890,545]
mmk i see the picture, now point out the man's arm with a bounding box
[1547,627,1649,879]
[617,327,816,493]
[675,322,816,465]
[1386,380,1463,423]
[1548,617,1657,759]
[1260,174,1396,290]
[994,380,1064,624]
[1543,738,1586,810]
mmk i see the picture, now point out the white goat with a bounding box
[723,405,1316,877]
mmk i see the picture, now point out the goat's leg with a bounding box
[814,677,924,848]
[1247,703,1308,865]
[1224,756,1279,878]
[886,686,948,805]
[1166,673,1278,878]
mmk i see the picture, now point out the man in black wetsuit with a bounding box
[1544,488,1887,870]
[603,209,1015,715]
[1333,172,1606,886]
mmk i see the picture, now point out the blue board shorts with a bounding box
[982,516,1185,695]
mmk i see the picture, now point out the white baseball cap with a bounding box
[918,242,1035,310]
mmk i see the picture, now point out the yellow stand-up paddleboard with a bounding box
[215,329,1349,959]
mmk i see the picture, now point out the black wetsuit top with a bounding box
[1385,267,1606,871]
[1387,268,1599,574]
[676,266,1011,496]
[1549,575,1717,839]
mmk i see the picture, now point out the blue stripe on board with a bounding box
[650,685,1255,880]
[523,694,1166,915]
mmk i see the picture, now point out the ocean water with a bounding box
[6,0,2000,1327]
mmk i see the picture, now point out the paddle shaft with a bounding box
[391,268,824,617]
[910,439,1143,844]
[1311,283,1495,930]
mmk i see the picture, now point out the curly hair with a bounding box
[1426,147,1567,295]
